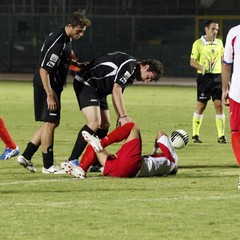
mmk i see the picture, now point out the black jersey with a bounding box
[34,27,72,91]
[74,51,137,96]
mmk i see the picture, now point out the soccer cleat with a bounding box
[89,164,104,173]
[0,146,20,160]
[68,159,79,166]
[61,162,85,178]
[82,131,103,152]
[192,135,202,143]
[218,135,227,144]
[42,165,66,174]
[17,155,36,173]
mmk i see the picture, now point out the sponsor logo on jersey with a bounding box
[45,53,59,68]
[119,71,131,84]
[50,54,59,63]
[46,61,55,68]
[90,99,98,102]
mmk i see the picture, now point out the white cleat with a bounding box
[42,165,66,174]
[82,131,103,152]
[17,155,36,173]
[61,162,86,179]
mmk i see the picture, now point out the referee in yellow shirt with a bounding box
[190,19,226,144]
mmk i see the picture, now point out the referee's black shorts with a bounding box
[73,79,108,110]
[196,73,222,103]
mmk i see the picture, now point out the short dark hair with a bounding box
[140,59,164,81]
[67,11,91,28]
[204,19,219,28]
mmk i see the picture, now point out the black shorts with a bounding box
[196,73,222,103]
[73,79,108,110]
[33,82,61,122]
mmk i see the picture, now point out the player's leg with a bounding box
[192,74,211,143]
[68,105,100,161]
[212,86,227,143]
[80,122,136,171]
[192,101,206,143]
[68,81,100,162]
[41,121,59,171]
[89,104,110,172]
[229,99,240,165]
[16,82,45,172]
[0,116,17,149]
[155,130,178,163]
[0,116,19,160]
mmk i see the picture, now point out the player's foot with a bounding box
[192,135,202,143]
[67,159,79,166]
[89,163,104,173]
[17,155,36,173]
[61,162,85,178]
[42,165,66,174]
[82,131,103,152]
[0,146,20,160]
[218,135,227,144]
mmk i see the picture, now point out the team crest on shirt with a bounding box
[119,71,131,84]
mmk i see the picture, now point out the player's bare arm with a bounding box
[221,63,232,106]
[190,58,205,74]
[39,68,56,110]
[112,83,132,126]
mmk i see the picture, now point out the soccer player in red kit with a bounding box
[61,122,178,178]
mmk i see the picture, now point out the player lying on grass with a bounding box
[61,122,178,178]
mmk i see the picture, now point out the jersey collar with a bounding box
[201,35,217,46]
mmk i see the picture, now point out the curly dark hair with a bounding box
[140,59,164,81]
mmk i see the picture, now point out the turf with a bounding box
[0,80,239,240]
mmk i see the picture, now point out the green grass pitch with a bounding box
[0,80,239,240]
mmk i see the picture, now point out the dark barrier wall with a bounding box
[0,14,196,77]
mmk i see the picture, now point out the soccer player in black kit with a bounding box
[66,51,164,169]
[17,12,91,174]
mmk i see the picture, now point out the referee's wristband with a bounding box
[119,115,128,119]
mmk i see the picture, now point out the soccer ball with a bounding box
[170,129,189,149]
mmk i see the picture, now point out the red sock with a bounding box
[101,122,135,148]
[80,122,135,171]
[0,117,16,149]
[231,131,240,166]
[80,145,96,172]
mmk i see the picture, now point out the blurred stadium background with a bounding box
[0,0,240,77]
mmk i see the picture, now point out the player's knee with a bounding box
[101,121,111,130]
[88,120,101,131]
[157,130,167,137]
[44,121,59,129]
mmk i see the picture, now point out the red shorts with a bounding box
[103,138,142,178]
[230,98,240,131]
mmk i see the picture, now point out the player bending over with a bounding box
[61,122,178,178]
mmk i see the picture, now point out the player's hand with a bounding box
[222,90,230,106]
[47,95,57,110]
[116,116,133,127]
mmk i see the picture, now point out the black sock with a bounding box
[95,128,108,139]
[42,146,54,169]
[22,142,39,160]
[69,125,95,160]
